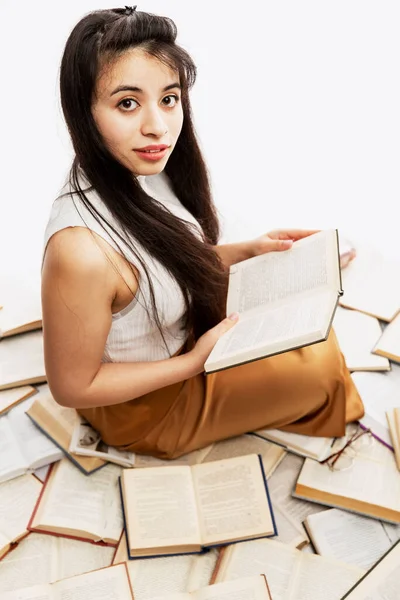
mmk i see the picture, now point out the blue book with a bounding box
[119,453,277,560]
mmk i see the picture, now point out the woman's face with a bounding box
[92,48,184,176]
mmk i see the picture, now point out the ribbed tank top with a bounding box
[43,170,203,362]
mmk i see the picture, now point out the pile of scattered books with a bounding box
[1,244,400,600]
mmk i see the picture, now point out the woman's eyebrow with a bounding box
[110,82,181,96]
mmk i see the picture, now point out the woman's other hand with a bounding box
[251,229,319,257]
[189,313,239,373]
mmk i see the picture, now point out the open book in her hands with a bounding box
[205,229,342,373]
[120,454,277,559]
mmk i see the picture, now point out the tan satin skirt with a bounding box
[78,329,364,460]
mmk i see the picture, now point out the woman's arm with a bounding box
[42,228,201,409]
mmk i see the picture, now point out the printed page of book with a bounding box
[112,532,216,599]
[268,453,320,548]
[0,474,42,551]
[0,330,46,390]
[69,415,135,467]
[227,229,340,316]
[214,538,363,600]
[53,563,132,600]
[304,508,392,569]
[253,429,335,461]
[286,551,364,600]
[373,312,400,361]
[341,541,400,599]
[205,290,338,372]
[0,417,29,483]
[202,435,286,479]
[30,459,123,544]
[332,307,389,371]
[134,446,213,468]
[352,366,400,447]
[26,393,105,473]
[121,465,202,555]
[340,246,400,321]
[0,533,57,593]
[191,454,275,546]
[295,434,400,522]
[7,397,63,471]
[386,408,400,470]
[0,386,36,416]
[0,532,115,594]
[152,575,272,600]
[2,584,52,600]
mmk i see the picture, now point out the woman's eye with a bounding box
[162,94,180,107]
[118,98,138,111]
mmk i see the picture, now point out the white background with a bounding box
[1,0,400,289]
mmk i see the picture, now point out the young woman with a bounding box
[41,6,364,459]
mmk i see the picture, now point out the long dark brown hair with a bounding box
[59,7,228,350]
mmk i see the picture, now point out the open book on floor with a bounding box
[69,414,135,468]
[373,312,400,363]
[339,245,400,321]
[0,385,36,416]
[332,307,390,371]
[0,330,46,390]
[0,532,115,594]
[340,540,400,599]
[303,508,396,570]
[386,407,400,471]
[0,396,63,484]
[0,474,42,561]
[2,563,133,600]
[352,365,400,448]
[252,428,336,461]
[26,391,106,474]
[205,229,342,373]
[113,532,219,597]
[28,459,123,546]
[120,454,277,559]
[212,538,364,600]
[294,428,400,523]
[148,576,272,600]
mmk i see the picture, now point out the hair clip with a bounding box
[124,5,137,15]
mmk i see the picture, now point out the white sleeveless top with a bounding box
[43,170,203,362]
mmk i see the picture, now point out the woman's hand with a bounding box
[188,313,239,374]
[250,229,320,257]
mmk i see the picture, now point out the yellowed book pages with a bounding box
[268,453,327,549]
[0,474,42,560]
[303,508,394,570]
[340,246,400,321]
[201,434,286,478]
[373,312,400,363]
[149,575,272,600]
[386,407,400,471]
[29,459,123,545]
[333,306,390,371]
[213,538,364,600]
[122,454,275,558]
[1,563,133,600]
[205,230,341,373]
[0,532,115,593]
[0,330,46,391]
[26,392,105,474]
[113,533,219,599]
[294,432,400,523]
[340,540,400,599]
[0,386,36,416]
